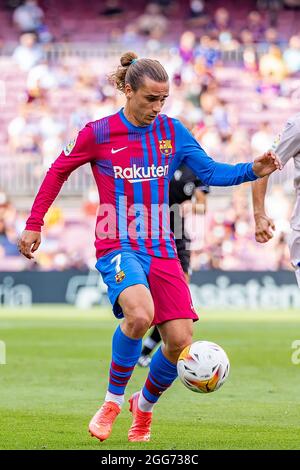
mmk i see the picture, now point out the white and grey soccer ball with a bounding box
[177,341,230,393]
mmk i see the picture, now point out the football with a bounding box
[177,341,230,393]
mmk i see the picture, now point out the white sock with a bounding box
[143,337,157,350]
[138,392,155,412]
[105,391,124,408]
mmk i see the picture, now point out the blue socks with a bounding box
[108,325,142,396]
[141,346,178,404]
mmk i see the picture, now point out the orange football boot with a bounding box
[89,401,121,442]
[128,392,152,442]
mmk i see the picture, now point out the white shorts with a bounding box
[288,230,300,287]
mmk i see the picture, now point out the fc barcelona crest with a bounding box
[115,271,125,283]
[159,139,173,156]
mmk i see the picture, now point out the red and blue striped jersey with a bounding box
[25,109,258,259]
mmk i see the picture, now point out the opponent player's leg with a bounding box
[288,229,300,287]
[89,251,154,441]
[138,326,161,367]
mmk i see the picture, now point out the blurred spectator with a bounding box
[246,11,266,42]
[199,88,218,114]
[12,32,43,71]
[223,127,251,163]
[213,7,230,30]
[39,110,65,167]
[135,3,168,37]
[0,193,19,257]
[195,35,220,69]
[7,105,40,154]
[198,118,223,156]
[212,98,232,141]
[69,97,94,133]
[187,0,209,27]
[122,23,140,47]
[282,0,300,9]
[209,7,232,39]
[263,26,284,46]
[179,31,196,63]
[100,0,124,17]
[259,45,288,89]
[283,35,300,74]
[0,219,19,255]
[242,45,258,72]
[265,185,292,229]
[239,29,259,71]
[240,29,255,46]
[251,121,274,154]
[13,0,44,34]
[257,0,283,8]
[26,59,57,103]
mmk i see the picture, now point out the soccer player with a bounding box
[252,113,300,287]
[138,165,209,367]
[18,51,281,443]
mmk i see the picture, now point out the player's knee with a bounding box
[124,306,154,338]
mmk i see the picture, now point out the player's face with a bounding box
[125,77,169,127]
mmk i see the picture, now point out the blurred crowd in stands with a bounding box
[0,0,299,271]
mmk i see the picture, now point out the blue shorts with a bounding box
[96,249,198,325]
[96,250,151,319]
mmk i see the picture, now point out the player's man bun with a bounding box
[109,51,138,93]
[109,51,168,94]
[120,51,138,68]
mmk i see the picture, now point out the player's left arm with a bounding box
[172,120,281,186]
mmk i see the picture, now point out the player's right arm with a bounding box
[252,175,275,243]
[18,124,96,259]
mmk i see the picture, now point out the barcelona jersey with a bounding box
[26,109,258,259]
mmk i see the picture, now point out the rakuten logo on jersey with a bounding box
[113,164,169,183]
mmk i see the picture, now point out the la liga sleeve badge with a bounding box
[64,136,77,156]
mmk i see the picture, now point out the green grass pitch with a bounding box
[0,306,300,450]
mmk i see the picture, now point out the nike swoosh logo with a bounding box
[111,146,128,154]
